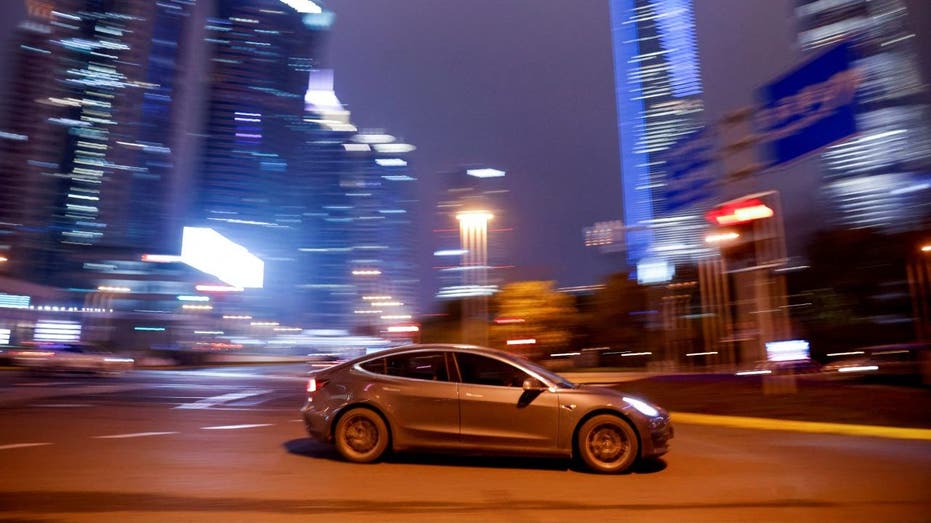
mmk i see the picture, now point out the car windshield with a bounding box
[497,352,577,389]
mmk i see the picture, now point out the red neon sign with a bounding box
[706,199,774,225]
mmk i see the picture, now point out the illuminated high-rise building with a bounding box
[433,167,511,302]
[0,0,197,286]
[795,0,931,230]
[194,1,419,330]
[609,0,711,273]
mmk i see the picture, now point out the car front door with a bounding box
[453,352,559,453]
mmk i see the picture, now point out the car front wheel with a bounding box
[334,408,389,463]
[576,414,639,474]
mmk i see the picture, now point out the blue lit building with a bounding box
[795,0,931,231]
[609,0,710,273]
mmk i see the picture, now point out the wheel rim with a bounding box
[586,423,629,465]
[343,415,379,454]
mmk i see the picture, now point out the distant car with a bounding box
[305,352,347,369]
[822,343,929,382]
[301,344,672,473]
[13,342,134,375]
[753,358,822,375]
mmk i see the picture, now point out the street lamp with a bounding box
[456,210,493,345]
[908,243,931,343]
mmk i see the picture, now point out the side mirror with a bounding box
[522,377,545,391]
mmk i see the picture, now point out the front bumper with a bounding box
[644,416,673,457]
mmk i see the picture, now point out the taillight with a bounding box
[306,377,328,394]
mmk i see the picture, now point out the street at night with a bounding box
[2,0,931,521]
[1,364,928,522]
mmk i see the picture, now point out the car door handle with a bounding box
[465,392,483,398]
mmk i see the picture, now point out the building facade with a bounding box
[194,1,419,331]
[795,0,931,231]
[0,0,197,288]
[433,167,511,302]
[609,0,711,275]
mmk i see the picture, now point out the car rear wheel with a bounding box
[334,408,389,463]
[576,414,639,474]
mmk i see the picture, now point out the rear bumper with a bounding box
[300,401,331,442]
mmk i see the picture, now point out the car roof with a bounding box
[356,343,514,360]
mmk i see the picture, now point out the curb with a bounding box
[671,411,931,441]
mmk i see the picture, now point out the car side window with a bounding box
[359,358,387,374]
[454,353,529,387]
[383,352,450,382]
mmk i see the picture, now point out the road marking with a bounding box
[16,381,77,387]
[290,419,304,423]
[0,442,52,450]
[146,370,307,382]
[93,432,178,439]
[201,423,273,430]
[175,389,271,410]
[671,412,931,441]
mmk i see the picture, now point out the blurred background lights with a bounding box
[466,168,505,178]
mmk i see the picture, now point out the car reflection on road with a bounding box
[11,341,134,376]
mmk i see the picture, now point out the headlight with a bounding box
[623,396,659,417]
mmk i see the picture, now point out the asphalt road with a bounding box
[0,364,928,522]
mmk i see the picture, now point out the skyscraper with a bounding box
[194,1,419,330]
[0,0,197,286]
[433,167,511,302]
[609,0,710,274]
[795,0,931,231]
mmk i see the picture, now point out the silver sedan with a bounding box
[301,344,672,473]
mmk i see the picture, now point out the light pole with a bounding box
[456,210,493,346]
[907,243,931,342]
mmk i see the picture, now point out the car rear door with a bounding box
[453,352,559,453]
[362,351,460,449]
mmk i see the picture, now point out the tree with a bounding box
[489,281,578,359]
[583,272,651,350]
[789,228,917,356]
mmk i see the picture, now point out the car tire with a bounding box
[576,414,639,474]
[334,407,389,463]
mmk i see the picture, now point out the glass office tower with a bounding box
[195,1,418,330]
[0,0,196,286]
[796,0,931,230]
[609,0,710,274]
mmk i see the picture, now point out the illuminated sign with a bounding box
[637,258,674,285]
[765,339,810,362]
[34,320,81,342]
[180,227,264,289]
[466,168,506,178]
[756,42,860,166]
[705,199,774,226]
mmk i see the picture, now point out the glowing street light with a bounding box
[705,231,740,244]
[456,210,494,346]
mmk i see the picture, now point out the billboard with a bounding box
[661,127,718,213]
[755,41,861,166]
[180,227,264,289]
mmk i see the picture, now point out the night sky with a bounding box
[2,0,930,313]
